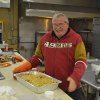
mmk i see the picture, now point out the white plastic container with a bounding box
[44,91,54,100]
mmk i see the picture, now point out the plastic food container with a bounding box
[14,71,61,93]
[44,91,54,100]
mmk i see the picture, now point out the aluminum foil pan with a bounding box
[14,71,61,93]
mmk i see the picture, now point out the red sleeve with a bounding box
[70,60,87,84]
[28,55,42,68]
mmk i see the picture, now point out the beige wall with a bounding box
[0,0,18,49]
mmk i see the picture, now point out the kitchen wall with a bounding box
[0,0,18,49]
[19,17,52,59]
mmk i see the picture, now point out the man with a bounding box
[13,13,87,100]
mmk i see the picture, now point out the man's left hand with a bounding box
[67,77,77,92]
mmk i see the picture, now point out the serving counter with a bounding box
[0,53,73,100]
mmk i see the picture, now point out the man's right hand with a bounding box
[67,77,77,92]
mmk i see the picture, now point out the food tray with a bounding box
[14,71,61,93]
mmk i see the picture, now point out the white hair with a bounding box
[52,13,69,24]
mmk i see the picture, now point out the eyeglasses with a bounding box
[52,22,66,27]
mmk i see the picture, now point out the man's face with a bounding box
[52,16,69,38]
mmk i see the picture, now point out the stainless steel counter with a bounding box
[82,59,100,100]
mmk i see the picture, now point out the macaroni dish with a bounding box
[20,74,57,87]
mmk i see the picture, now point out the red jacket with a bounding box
[29,28,87,92]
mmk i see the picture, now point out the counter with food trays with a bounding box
[0,52,73,100]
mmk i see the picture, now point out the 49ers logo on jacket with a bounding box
[44,42,72,48]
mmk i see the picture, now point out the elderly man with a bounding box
[13,13,87,100]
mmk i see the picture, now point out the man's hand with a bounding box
[67,77,77,92]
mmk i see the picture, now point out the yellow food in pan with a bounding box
[20,74,57,87]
